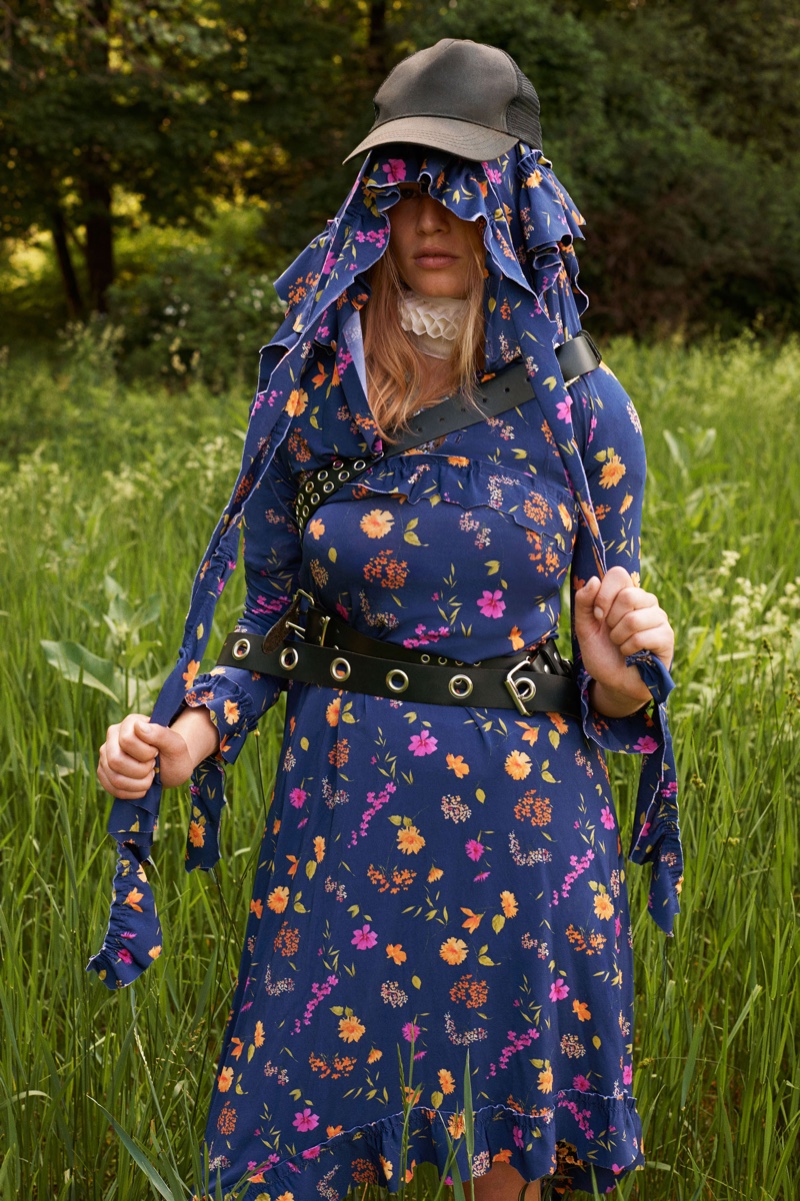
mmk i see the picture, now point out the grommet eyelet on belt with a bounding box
[323,481,334,493]
[354,459,366,470]
[338,470,349,482]
[304,480,314,493]
[437,656,448,665]
[311,492,320,504]
[232,637,251,660]
[279,646,299,670]
[330,656,351,682]
[317,470,328,481]
[448,674,473,699]
[420,653,431,664]
[386,668,409,693]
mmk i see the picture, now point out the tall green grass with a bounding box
[1,335,798,1199]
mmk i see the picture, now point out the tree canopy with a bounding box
[2,0,799,337]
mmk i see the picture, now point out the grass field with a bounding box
[1,334,799,1200]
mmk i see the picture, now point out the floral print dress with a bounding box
[89,146,680,1197]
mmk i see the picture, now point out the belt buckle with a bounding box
[505,659,538,715]
[284,587,316,640]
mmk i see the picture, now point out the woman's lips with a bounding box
[414,251,457,269]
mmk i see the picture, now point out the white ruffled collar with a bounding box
[399,291,467,360]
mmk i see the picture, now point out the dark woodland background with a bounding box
[2,0,799,386]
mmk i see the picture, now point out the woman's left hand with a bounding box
[573,566,674,716]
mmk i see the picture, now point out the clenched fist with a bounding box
[97,708,219,800]
[573,566,674,717]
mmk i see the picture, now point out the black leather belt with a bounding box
[216,593,580,718]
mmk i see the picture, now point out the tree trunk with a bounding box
[49,205,85,320]
[85,169,114,314]
[367,0,387,82]
[84,0,114,314]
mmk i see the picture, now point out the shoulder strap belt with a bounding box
[295,332,602,536]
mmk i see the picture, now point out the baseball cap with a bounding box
[344,38,543,164]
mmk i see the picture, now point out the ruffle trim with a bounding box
[224,1093,643,1201]
[325,455,579,545]
[578,653,682,935]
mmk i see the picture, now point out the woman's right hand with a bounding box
[97,713,196,799]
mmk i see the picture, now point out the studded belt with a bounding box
[216,592,580,718]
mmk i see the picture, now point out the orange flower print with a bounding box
[306,517,325,539]
[223,699,240,726]
[448,1112,465,1138]
[286,854,299,877]
[286,388,308,416]
[217,1066,234,1092]
[188,819,205,848]
[338,1015,366,1043]
[230,1038,244,1060]
[250,898,263,919]
[397,825,425,854]
[124,887,144,912]
[558,503,573,531]
[460,908,484,933]
[620,492,633,513]
[367,1048,383,1064]
[598,452,626,489]
[276,1193,296,1201]
[438,1068,456,1094]
[493,1149,513,1164]
[326,697,341,726]
[182,659,201,688]
[594,893,614,920]
[505,749,532,780]
[314,836,326,862]
[329,739,350,766]
[446,753,470,778]
[326,1125,344,1138]
[580,500,600,538]
[254,1021,265,1047]
[500,891,518,918]
[360,509,395,538]
[267,886,290,913]
[379,1155,393,1183]
[508,625,525,651]
[548,711,569,735]
[538,1063,553,1093]
[386,944,407,965]
[428,866,444,882]
[515,721,540,746]
[439,937,468,965]
[572,1000,591,1022]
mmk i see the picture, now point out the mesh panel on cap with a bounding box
[504,58,543,151]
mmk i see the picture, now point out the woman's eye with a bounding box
[397,186,421,201]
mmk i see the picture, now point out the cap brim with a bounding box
[343,115,518,164]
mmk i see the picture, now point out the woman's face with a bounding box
[388,182,484,299]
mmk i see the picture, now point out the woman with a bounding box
[95,40,680,1200]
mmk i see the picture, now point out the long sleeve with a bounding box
[180,438,302,870]
[569,363,682,933]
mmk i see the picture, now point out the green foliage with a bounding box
[1,337,800,1198]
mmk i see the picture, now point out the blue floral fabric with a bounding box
[89,144,681,1194]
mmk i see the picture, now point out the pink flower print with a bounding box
[383,158,407,183]
[289,788,307,809]
[600,806,615,830]
[465,839,484,862]
[549,978,570,1002]
[321,250,337,276]
[117,947,133,964]
[573,1075,591,1092]
[512,1125,524,1148]
[477,589,506,618]
[556,396,573,422]
[293,1109,320,1132]
[351,924,378,950]
[402,1021,421,1043]
[482,165,503,184]
[634,735,658,754]
[623,1064,633,1085]
[409,730,438,756]
[615,915,622,939]
[302,1146,322,1159]
[473,871,490,882]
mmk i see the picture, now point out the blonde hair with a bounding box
[362,240,486,443]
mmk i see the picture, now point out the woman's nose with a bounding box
[415,195,450,234]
